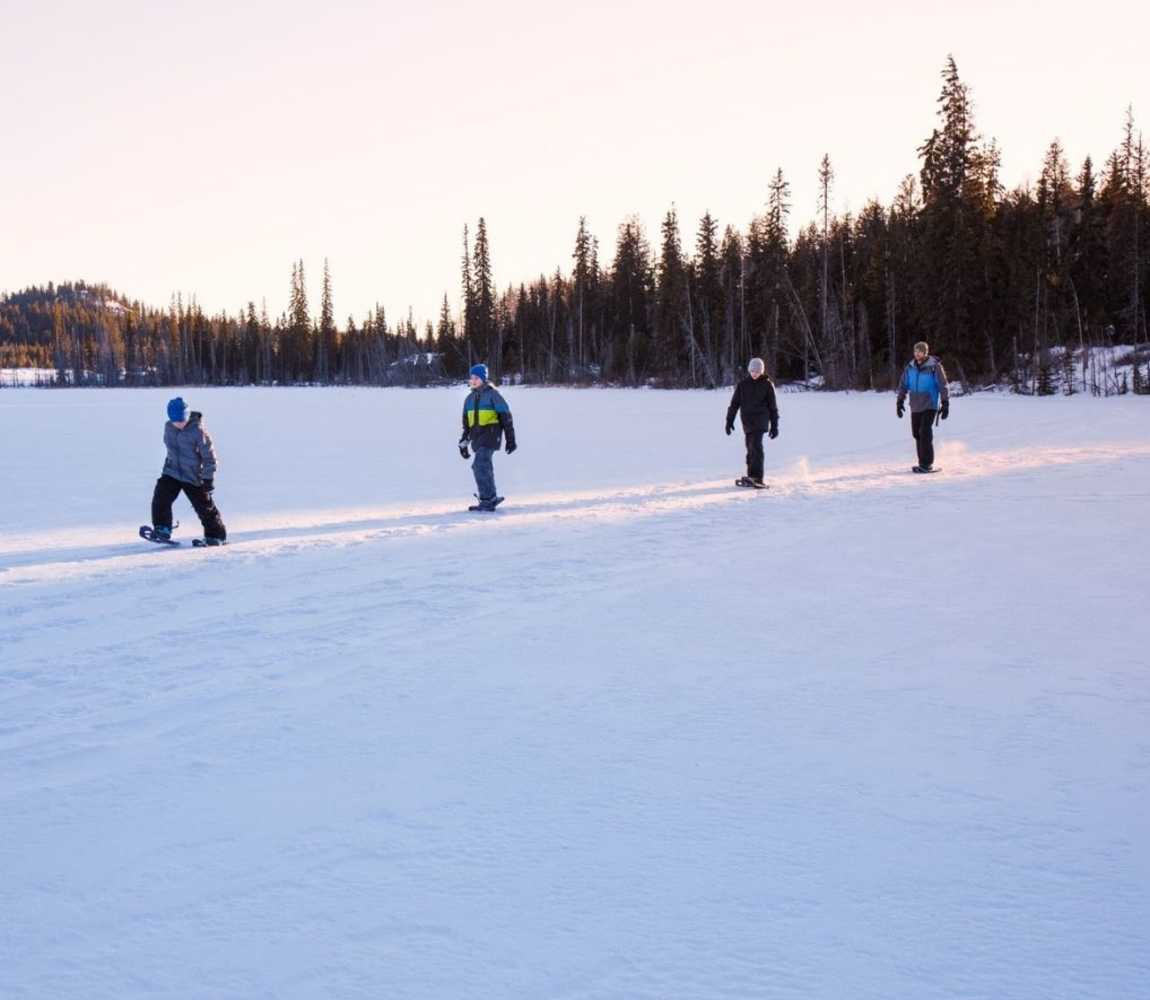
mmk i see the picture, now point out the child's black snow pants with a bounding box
[151,475,227,541]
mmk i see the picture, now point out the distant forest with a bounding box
[2,57,1148,392]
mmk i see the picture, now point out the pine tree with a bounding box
[818,154,835,367]
[719,225,744,379]
[655,206,686,383]
[573,216,594,376]
[610,217,654,384]
[288,260,311,382]
[318,259,335,383]
[471,218,495,372]
[917,56,987,373]
[694,211,722,386]
[460,224,473,361]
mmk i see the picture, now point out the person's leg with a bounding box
[183,483,227,541]
[918,410,936,468]
[472,447,497,501]
[745,431,765,481]
[150,475,183,531]
[911,410,936,468]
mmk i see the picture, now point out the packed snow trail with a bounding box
[2,389,1148,999]
[4,438,1149,584]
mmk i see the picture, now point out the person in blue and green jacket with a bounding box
[458,364,517,510]
[896,341,950,472]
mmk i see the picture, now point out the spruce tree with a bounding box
[318,259,335,383]
[694,211,722,386]
[471,218,495,372]
[655,206,686,383]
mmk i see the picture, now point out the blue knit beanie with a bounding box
[469,363,488,381]
[167,397,189,422]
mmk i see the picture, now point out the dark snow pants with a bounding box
[911,409,937,469]
[471,447,497,501]
[151,475,227,541]
[744,431,765,481]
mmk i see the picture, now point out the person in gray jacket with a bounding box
[896,341,950,472]
[150,397,227,543]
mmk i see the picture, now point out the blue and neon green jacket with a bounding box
[897,356,950,414]
[461,383,515,451]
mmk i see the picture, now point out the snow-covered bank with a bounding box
[2,389,1148,1000]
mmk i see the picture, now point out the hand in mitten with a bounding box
[725,424,733,436]
[768,425,778,440]
[505,440,518,455]
[458,442,470,460]
[896,401,905,419]
[940,400,949,420]
[202,478,214,493]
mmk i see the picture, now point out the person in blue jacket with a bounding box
[458,364,517,510]
[896,341,950,472]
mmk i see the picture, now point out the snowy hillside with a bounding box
[2,387,1148,999]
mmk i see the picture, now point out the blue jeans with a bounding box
[472,447,497,500]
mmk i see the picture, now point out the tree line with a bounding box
[2,57,1147,393]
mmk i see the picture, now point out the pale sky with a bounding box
[2,0,1146,326]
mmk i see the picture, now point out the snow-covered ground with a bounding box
[2,387,1148,1000]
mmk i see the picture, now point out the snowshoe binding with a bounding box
[468,495,505,513]
[140,524,180,545]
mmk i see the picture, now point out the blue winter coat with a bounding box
[897,356,950,414]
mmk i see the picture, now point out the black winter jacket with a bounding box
[726,376,779,434]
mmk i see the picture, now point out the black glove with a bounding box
[458,439,470,459]
[768,425,778,440]
[725,424,733,436]
[940,400,949,420]
[202,478,214,493]
[505,440,517,455]
[896,400,904,419]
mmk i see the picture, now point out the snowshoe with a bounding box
[140,525,180,546]
[468,495,505,513]
[192,537,227,547]
[736,477,769,489]
[912,466,940,474]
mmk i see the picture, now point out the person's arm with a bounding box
[725,383,741,433]
[198,429,218,485]
[767,381,779,436]
[494,390,516,451]
[461,397,471,441]
[896,365,908,416]
[937,362,950,418]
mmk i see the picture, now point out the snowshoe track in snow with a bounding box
[4,442,1149,586]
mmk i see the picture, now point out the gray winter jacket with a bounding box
[162,415,218,486]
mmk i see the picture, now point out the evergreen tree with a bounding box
[655,206,686,383]
[572,216,594,376]
[471,218,495,372]
[318,259,336,383]
[694,211,722,386]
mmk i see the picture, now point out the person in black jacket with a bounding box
[725,358,779,487]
